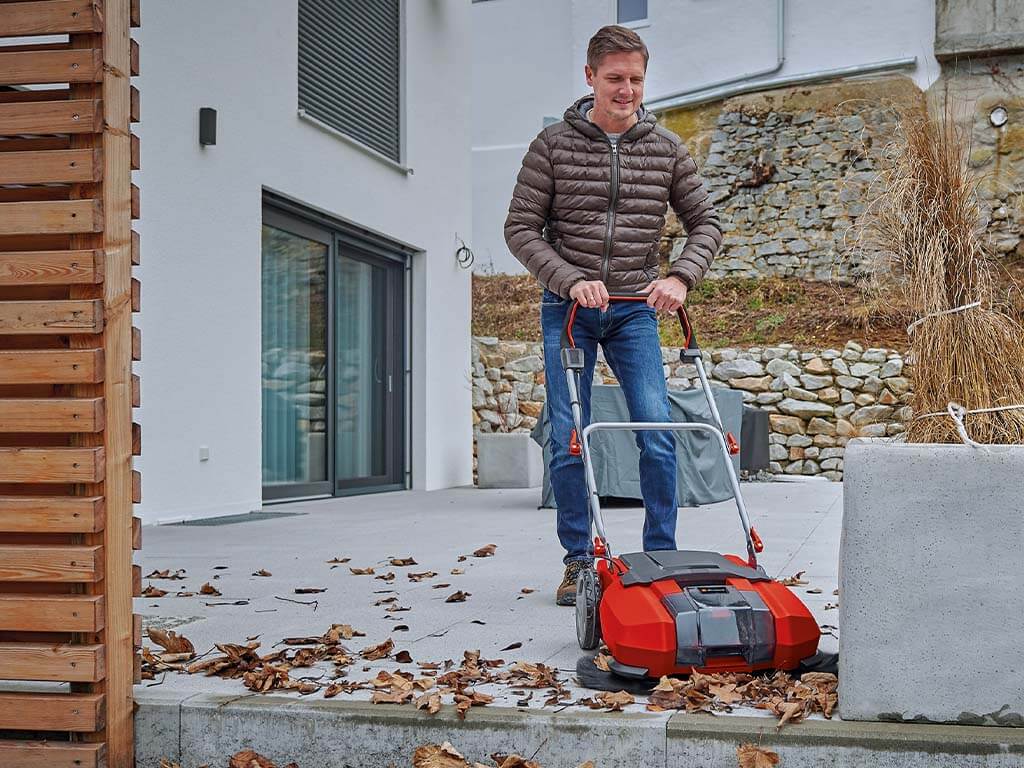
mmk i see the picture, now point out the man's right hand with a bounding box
[569,280,610,311]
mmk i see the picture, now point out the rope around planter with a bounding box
[906,300,981,335]
[914,401,1024,449]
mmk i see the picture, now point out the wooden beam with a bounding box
[0,0,103,37]
[130,276,139,311]
[0,349,103,384]
[0,98,102,135]
[130,229,139,265]
[132,613,141,647]
[131,325,140,359]
[0,495,104,533]
[0,249,102,286]
[0,298,103,334]
[130,0,140,27]
[131,515,140,549]
[0,446,105,483]
[129,85,139,122]
[0,593,104,632]
[0,200,102,235]
[131,563,140,597]
[130,132,139,170]
[0,641,104,682]
[131,469,140,502]
[131,372,139,406]
[131,421,140,455]
[0,48,103,87]
[0,691,104,732]
[0,398,104,432]
[0,149,99,185]
[0,543,102,582]
[0,739,104,768]
[130,183,139,219]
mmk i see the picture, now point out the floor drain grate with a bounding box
[173,511,307,526]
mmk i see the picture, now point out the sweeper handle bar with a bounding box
[556,293,760,568]
[559,291,698,353]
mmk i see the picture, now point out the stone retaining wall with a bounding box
[657,73,1024,282]
[472,336,912,482]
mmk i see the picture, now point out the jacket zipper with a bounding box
[600,140,620,286]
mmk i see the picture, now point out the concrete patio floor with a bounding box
[131,480,1024,767]
[135,479,843,698]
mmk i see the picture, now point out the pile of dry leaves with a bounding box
[413,743,592,768]
[161,742,780,768]
[643,664,837,727]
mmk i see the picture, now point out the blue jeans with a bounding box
[541,289,678,564]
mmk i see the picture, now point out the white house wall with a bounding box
[472,0,940,276]
[133,0,472,524]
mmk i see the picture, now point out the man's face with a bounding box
[585,51,646,124]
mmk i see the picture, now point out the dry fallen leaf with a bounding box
[228,749,275,768]
[805,588,823,594]
[360,638,395,660]
[415,690,443,714]
[451,568,465,575]
[390,557,418,567]
[500,642,522,652]
[147,629,195,655]
[446,591,471,603]
[595,690,634,711]
[413,742,469,768]
[593,653,612,672]
[779,570,808,587]
[141,584,167,598]
[520,588,535,595]
[145,568,187,580]
[295,587,327,594]
[737,743,780,768]
[350,566,375,575]
[375,572,396,582]
[327,556,350,564]
[395,650,414,663]
[432,583,452,589]
[199,582,221,596]
[472,544,497,558]
[409,571,438,582]
[252,569,272,577]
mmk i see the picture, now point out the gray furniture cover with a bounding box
[530,384,744,508]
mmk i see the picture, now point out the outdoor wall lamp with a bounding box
[990,106,1008,128]
[199,107,217,146]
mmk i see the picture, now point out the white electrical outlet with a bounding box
[199,446,210,462]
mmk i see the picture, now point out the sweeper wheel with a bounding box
[576,566,602,650]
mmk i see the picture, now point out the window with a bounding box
[617,0,648,26]
[298,0,402,162]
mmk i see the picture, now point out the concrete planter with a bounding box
[839,439,1024,726]
[476,433,543,488]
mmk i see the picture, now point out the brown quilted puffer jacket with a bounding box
[504,95,723,298]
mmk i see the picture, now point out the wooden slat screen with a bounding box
[0,0,139,765]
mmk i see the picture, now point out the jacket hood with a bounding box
[563,94,657,142]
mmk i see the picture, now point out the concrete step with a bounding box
[137,689,1024,768]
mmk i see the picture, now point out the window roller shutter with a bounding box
[298,0,401,162]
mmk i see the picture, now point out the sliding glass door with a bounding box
[262,203,406,500]
[334,239,405,493]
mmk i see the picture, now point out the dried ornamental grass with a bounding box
[855,102,1024,444]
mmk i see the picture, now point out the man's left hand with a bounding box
[641,276,688,311]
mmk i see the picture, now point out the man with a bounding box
[504,25,723,605]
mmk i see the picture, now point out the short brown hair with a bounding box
[587,25,649,72]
